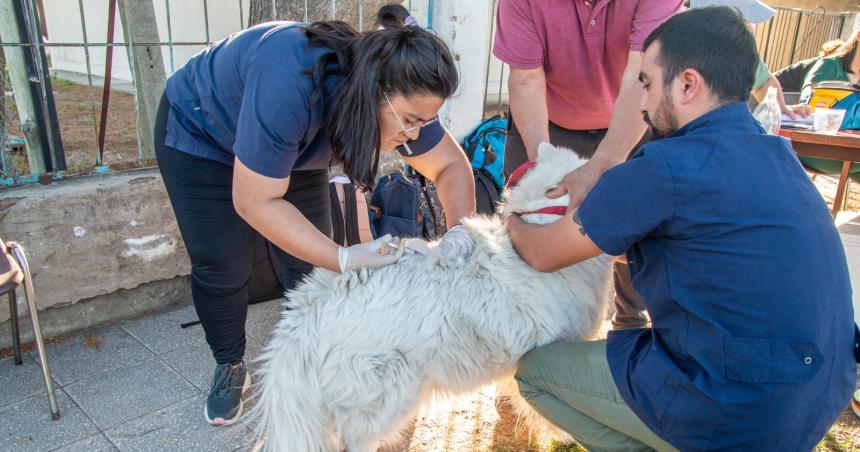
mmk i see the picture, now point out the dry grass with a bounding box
[3,76,139,177]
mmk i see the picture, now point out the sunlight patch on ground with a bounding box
[374,384,560,452]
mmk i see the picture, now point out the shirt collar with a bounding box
[669,101,760,138]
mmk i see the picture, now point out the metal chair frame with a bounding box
[6,241,60,420]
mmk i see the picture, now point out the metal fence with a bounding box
[0,0,246,186]
[753,6,849,77]
[0,0,417,187]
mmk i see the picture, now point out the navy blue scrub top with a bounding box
[579,102,856,450]
[164,22,446,179]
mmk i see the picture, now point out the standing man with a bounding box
[493,0,682,329]
[507,7,855,449]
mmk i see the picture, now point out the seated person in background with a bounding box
[775,39,842,92]
[799,27,860,180]
[803,26,860,89]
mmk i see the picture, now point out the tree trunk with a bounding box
[248,0,393,30]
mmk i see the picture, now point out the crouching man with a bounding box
[506,6,856,451]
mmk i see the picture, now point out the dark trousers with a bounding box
[154,94,331,364]
[505,115,650,329]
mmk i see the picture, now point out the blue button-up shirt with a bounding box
[579,101,855,450]
[164,22,444,178]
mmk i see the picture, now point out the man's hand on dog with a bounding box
[546,158,611,209]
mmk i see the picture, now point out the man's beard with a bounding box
[642,93,678,139]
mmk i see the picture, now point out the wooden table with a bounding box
[779,128,860,216]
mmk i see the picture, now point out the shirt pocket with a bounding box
[724,337,822,384]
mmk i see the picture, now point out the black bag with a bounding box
[247,235,286,304]
[329,179,373,246]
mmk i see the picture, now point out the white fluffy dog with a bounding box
[251,143,614,451]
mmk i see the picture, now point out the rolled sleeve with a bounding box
[233,59,309,179]
[493,0,544,69]
[629,0,682,52]
[396,120,446,157]
[578,147,676,256]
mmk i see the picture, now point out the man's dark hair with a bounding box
[642,6,759,103]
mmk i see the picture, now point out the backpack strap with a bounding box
[329,182,345,246]
[474,169,501,214]
[342,183,362,246]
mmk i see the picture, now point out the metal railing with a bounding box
[754,6,849,76]
[0,0,402,187]
[0,0,241,186]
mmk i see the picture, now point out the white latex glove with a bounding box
[437,225,475,258]
[399,237,432,256]
[337,234,402,272]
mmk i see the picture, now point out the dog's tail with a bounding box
[247,320,335,452]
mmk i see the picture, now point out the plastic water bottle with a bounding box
[753,86,781,135]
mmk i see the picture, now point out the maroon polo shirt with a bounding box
[493,0,681,130]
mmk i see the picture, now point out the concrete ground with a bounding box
[0,297,283,452]
[0,297,559,452]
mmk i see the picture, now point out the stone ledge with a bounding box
[0,168,190,323]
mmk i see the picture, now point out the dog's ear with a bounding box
[536,142,558,164]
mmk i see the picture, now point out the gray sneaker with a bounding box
[204,361,251,426]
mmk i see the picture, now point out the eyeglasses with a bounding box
[383,92,439,136]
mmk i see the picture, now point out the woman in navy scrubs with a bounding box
[153,5,475,425]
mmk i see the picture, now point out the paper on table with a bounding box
[781,113,814,126]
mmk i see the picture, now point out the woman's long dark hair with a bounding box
[302,4,459,190]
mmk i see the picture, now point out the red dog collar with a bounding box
[506,161,567,216]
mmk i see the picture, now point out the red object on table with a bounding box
[779,128,860,216]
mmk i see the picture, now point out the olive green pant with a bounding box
[515,340,677,452]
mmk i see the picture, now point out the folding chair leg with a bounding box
[8,290,22,365]
[9,243,60,420]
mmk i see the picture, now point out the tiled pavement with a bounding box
[0,298,285,452]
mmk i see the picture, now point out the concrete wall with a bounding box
[44,0,248,80]
[429,0,494,139]
[0,169,190,347]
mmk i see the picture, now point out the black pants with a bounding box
[503,118,607,178]
[504,114,651,329]
[154,93,331,365]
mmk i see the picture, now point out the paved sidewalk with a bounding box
[0,298,284,452]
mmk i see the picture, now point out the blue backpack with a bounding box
[368,169,446,240]
[460,115,507,214]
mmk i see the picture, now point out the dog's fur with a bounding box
[250,143,614,451]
